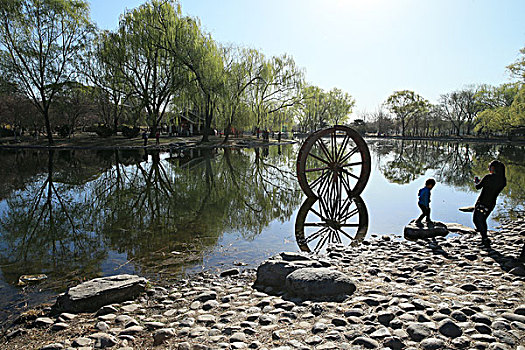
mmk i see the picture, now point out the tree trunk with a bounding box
[201,98,212,143]
[223,121,232,144]
[44,108,54,145]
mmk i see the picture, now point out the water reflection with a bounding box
[0,139,523,325]
[0,146,301,297]
[295,195,368,253]
[370,139,524,218]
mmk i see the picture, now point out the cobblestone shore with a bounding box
[3,218,524,349]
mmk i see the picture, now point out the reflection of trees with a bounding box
[0,146,303,285]
[377,140,525,216]
[0,151,106,287]
[380,140,434,184]
[84,146,302,274]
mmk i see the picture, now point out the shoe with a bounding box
[481,238,491,247]
[415,220,423,227]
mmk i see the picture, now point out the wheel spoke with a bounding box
[314,231,330,252]
[336,227,355,240]
[342,161,363,168]
[335,134,350,163]
[309,170,329,189]
[317,138,333,163]
[339,147,359,165]
[341,168,360,180]
[305,166,330,173]
[306,227,329,244]
[304,222,327,227]
[308,152,330,165]
[340,223,360,227]
[338,171,354,194]
[340,207,359,221]
[309,207,327,221]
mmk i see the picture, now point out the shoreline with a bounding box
[0,138,297,151]
[1,134,524,151]
[2,217,524,349]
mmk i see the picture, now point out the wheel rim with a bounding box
[297,125,371,198]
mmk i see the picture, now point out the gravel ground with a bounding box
[2,217,524,350]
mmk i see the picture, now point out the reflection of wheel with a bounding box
[297,125,371,198]
[295,195,368,253]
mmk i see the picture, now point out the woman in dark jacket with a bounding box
[473,160,506,246]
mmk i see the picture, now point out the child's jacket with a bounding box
[418,187,431,207]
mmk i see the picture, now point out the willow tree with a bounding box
[327,87,355,125]
[249,54,304,132]
[0,0,93,144]
[507,47,525,83]
[217,46,264,141]
[85,31,130,133]
[298,85,329,131]
[153,2,225,142]
[101,0,187,134]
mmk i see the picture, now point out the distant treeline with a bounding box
[0,0,523,144]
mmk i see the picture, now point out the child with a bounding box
[415,178,436,225]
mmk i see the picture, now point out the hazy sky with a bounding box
[89,0,525,115]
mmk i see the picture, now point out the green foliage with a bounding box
[95,125,113,138]
[384,90,429,137]
[0,0,94,144]
[121,126,140,138]
[507,47,525,83]
[56,125,71,138]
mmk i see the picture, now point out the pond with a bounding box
[0,139,523,325]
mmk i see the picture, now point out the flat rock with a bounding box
[352,336,379,348]
[153,328,176,345]
[285,268,356,299]
[254,257,321,289]
[52,274,148,314]
[89,332,118,348]
[445,222,477,234]
[404,220,448,240]
[40,344,64,350]
[421,337,445,350]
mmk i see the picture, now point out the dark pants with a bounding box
[473,207,489,240]
[416,204,430,222]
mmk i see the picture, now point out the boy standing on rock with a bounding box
[415,178,436,226]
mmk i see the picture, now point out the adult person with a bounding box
[142,130,148,146]
[473,160,506,246]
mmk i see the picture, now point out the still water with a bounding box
[0,139,523,323]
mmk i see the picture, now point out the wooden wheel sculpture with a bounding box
[297,125,371,198]
[295,194,368,253]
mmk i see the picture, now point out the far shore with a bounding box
[1,132,524,151]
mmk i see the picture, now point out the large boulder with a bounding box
[254,252,323,289]
[404,220,448,240]
[285,267,356,300]
[52,274,148,314]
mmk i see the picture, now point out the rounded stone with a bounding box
[438,319,463,338]
[285,268,356,299]
[421,337,445,350]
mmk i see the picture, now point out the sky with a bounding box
[89,0,525,116]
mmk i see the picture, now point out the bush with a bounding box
[122,126,140,138]
[0,128,12,137]
[57,125,71,138]
[95,126,114,138]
